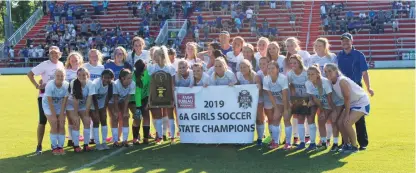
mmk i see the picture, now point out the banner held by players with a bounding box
[175,85,259,144]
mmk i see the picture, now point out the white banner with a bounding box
[175,84,259,144]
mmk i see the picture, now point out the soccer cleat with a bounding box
[338,144,350,153]
[122,141,130,147]
[155,138,163,145]
[89,139,96,145]
[346,146,359,153]
[256,139,262,147]
[359,146,367,151]
[67,140,74,147]
[35,145,42,155]
[318,142,328,150]
[330,144,340,152]
[296,142,306,150]
[283,143,292,150]
[73,146,82,153]
[52,148,59,155]
[132,138,141,145]
[58,147,65,155]
[269,140,279,149]
[112,141,121,148]
[306,143,317,151]
[83,144,93,152]
[143,138,149,144]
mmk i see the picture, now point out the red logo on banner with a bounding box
[177,93,195,109]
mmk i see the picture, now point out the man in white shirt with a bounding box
[246,7,254,20]
[320,4,326,18]
[8,46,14,58]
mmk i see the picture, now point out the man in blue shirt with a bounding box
[336,33,374,151]
[197,14,204,29]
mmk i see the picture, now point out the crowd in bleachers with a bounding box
[320,1,415,35]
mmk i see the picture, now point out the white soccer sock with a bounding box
[155,119,163,138]
[298,124,305,142]
[285,126,292,144]
[309,124,317,144]
[268,125,273,138]
[101,126,108,144]
[93,128,100,144]
[256,124,265,140]
[169,119,175,138]
[112,128,118,142]
[122,127,129,142]
[58,134,65,148]
[68,125,73,140]
[72,130,80,146]
[84,129,90,145]
[50,133,58,148]
[292,118,298,137]
[275,125,281,143]
[162,116,169,136]
[326,123,333,140]
[333,137,339,144]
[305,121,310,136]
[90,121,94,140]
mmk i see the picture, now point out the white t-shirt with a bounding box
[246,9,253,18]
[65,69,78,83]
[9,49,14,58]
[67,80,95,111]
[263,73,289,105]
[192,72,210,86]
[91,78,110,110]
[320,5,326,14]
[274,55,287,74]
[126,50,151,67]
[36,49,44,58]
[209,70,237,86]
[309,53,336,77]
[254,52,263,65]
[175,70,193,87]
[237,71,256,84]
[287,70,308,97]
[296,50,311,68]
[31,60,65,97]
[111,79,136,103]
[42,80,70,115]
[226,51,244,72]
[148,64,176,76]
[332,76,369,107]
[306,78,332,109]
[84,63,105,80]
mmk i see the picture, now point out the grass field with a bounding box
[0,69,414,173]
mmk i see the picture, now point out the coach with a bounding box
[336,33,374,151]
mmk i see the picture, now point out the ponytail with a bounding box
[134,59,146,88]
[108,81,113,100]
[101,69,115,100]
[73,79,83,100]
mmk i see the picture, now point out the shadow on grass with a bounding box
[0,141,351,173]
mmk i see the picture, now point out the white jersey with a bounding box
[65,69,78,83]
[42,80,70,115]
[192,72,210,86]
[111,79,136,103]
[309,53,336,77]
[175,70,194,87]
[210,70,237,86]
[296,50,311,67]
[148,64,176,76]
[332,76,369,107]
[236,72,256,84]
[256,70,268,103]
[287,70,308,97]
[226,51,244,72]
[67,80,95,111]
[306,78,333,109]
[263,74,289,105]
[254,52,263,65]
[207,66,215,75]
[31,60,65,97]
[91,78,110,110]
[126,50,151,67]
[274,55,286,74]
[84,63,105,80]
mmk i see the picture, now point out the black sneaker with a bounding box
[346,146,359,153]
[359,146,367,151]
[67,140,74,147]
[35,145,42,155]
[122,141,130,147]
[339,144,351,153]
[330,144,340,152]
[89,139,96,145]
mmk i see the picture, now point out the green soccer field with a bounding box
[0,69,414,173]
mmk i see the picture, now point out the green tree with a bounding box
[0,1,37,42]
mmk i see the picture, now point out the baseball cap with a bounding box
[340,33,353,41]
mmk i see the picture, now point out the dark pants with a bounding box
[355,82,369,147]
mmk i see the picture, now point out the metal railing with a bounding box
[396,37,416,49]
[305,0,315,51]
[0,8,44,57]
[154,19,188,46]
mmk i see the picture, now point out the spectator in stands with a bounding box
[376,10,385,34]
[347,18,356,34]
[90,20,97,35]
[36,45,45,58]
[46,22,53,33]
[385,10,393,23]
[74,6,82,20]
[346,10,354,21]
[83,9,90,20]
[197,14,204,29]
[269,26,278,41]
[64,29,71,42]
[290,14,296,31]
[329,15,337,35]
[234,17,242,34]
[358,11,367,21]
[369,9,376,22]
[67,21,74,32]
[329,2,336,16]
[29,45,36,58]
[194,26,200,42]
[203,22,210,41]
[53,6,60,22]
[115,25,122,37]
[339,18,347,33]
[127,1,133,16]
[269,0,276,9]
[262,18,269,31]
[392,19,399,32]
[246,7,254,21]
[67,8,73,22]
[26,38,33,48]
[216,16,223,32]
[60,6,66,24]
[285,0,292,10]
[103,0,109,15]
[8,46,14,59]
[369,19,377,34]
[322,16,329,35]
[221,1,229,15]
[250,17,257,36]
[59,22,65,34]
[81,21,88,37]
[410,1,415,18]
[320,3,327,19]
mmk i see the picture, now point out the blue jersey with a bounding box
[104,61,132,79]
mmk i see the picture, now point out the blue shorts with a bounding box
[351,104,370,116]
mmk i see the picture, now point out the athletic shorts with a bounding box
[351,104,370,116]
[37,97,47,125]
